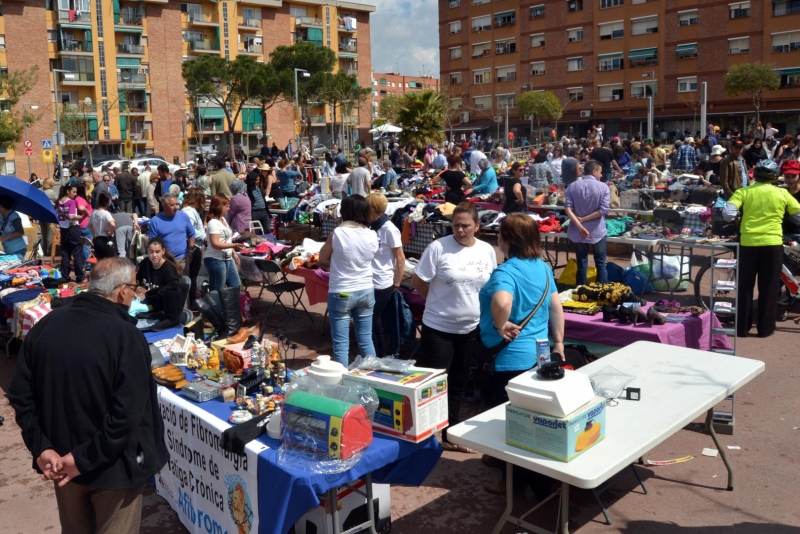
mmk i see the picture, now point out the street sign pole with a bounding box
[25,125,32,180]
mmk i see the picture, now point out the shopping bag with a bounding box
[240,291,253,320]
[622,267,653,295]
[606,262,625,283]
[557,258,596,286]
[630,252,651,278]
[652,255,690,291]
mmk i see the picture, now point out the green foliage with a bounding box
[396,90,446,148]
[724,63,781,125]
[247,62,283,137]
[269,42,337,103]
[0,66,40,149]
[378,95,402,124]
[517,91,560,121]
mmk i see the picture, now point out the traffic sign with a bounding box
[23,140,32,149]
[24,147,33,157]
[181,139,188,153]
[123,140,134,157]
[42,149,53,162]
[42,139,52,150]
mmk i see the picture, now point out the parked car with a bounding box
[93,159,128,173]
[312,143,328,157]
[129,157,181,175]
[69,156,119,174]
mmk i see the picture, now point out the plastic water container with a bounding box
[505,368,595,418]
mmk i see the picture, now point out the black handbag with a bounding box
[473,277,550,386]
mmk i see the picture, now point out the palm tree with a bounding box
[397,90,446,148]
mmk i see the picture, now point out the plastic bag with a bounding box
[652,255,690,291]
[589,365,635,399]
[557,258,596,286]
[622,268,653,295]
[277,378,378,474]
[606,262,625,283]
[349,355,415,372]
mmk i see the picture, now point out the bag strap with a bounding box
[517,274,550,330]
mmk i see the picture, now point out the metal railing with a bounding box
[189,40,220,51]
[60,71,95,82]
[118,43,145,54]
[472,49,492,58]
[773,1,800,16]
[62,102,97,111]
[497,72,517,82]
[494,18,516,27]
[118,71,147,84]
[295,36,323,46]
[473,103,491,110]
[188,12,213,24]
[58,39,93,53]
[120,101,148,112]
[773,43,800,53]
[472,24,492,32]
[119,9,145,25]
[57,10,91,22]
[339,43,358,53]
[295,16,323,27]
[598,62,624,71]
[496,44,516,55]
[598,94,623,102]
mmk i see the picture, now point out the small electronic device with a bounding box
[182,380,221,402]
[236,369,270,396]
[373,389,413,434]
[625,387,641,401]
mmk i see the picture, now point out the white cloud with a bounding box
[369,0,440,78]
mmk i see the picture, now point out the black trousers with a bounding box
[738,244,784,337]
[186,246,203,304]
[60,225,84,282]
[251,208,272,234]
[416,324,476,442]
[371,286,395,358]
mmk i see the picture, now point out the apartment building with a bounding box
[440,0,800,141]
[3,0,374,178]
[371,72,440,121]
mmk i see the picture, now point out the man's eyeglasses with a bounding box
[117,283,138,292]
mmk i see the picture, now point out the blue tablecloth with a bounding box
[0,288,46,308]
[183,384,443,534]
[143,326,183,344]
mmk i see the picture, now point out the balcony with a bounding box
[310,115,326,124]
[189,40,221,53]
[58,39,93,54]
[773,1,800,16]
[339,42,358,54]
[118,43,145,55]
[60,71,95,84]
[120,101,148,113]
[338,23,356,33]
[118,71,148,85]
[773,43,800,53]
[57,10,91,23]
[295,35,323,47]
[495,43,516,55]
[188,12,217,27]
[129,130,152,141]
[346,68,358,76]
[497,72,517,82]
[117,9,145,26]
[62,102,97,112]
[238,44,262,56]
[239,19,261,31]
[295,16,323,27]
[598,94,623,102]
[494,18,516,28]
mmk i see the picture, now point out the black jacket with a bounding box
[9,292,169,489]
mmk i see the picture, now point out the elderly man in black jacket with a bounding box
[9,257,169,533]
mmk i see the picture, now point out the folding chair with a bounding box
[653,209,683,235]
[254,259,314,331]
[248,221,264,235]
[24,227,41,261]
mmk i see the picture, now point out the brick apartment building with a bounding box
[2,0,374,178]
[439,0,800,143]
[371,72,440,122]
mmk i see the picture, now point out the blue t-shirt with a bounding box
[478,257,556,371]
[277,169,301,193]
[147,210,196,260]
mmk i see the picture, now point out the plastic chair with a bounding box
[254,259,314,331]
[248,221,264,235]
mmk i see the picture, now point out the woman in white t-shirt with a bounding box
[412,202,497,452]
[366,193,405,358]
[330,162,350,200]
[88,191,117,259]
[203,194,243,292]
[319,194,379,366]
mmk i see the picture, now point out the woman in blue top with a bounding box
[466,158,498,196]
[276,159,301,198]
[0,195,28,260]
[478,213,565,408]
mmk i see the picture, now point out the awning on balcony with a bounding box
[628,48,657,60]
[776,67,800,76]
[597,52,623,59]
[339,53,357,59]
[494,10,514,19]
[197,107,226,119]
[242,108,262,130]
[117,58,141,67]
[675,43,697,54]
[60,23,92,30]
[115,27,143,33]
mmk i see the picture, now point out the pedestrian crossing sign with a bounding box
[42,140,52,150]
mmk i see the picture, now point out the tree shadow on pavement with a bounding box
[617,521,800,534]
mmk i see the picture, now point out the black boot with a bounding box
[647,307,666,326]
[617,306,632,325]
[602,305,619,323]
[219,287,242,339]
[151,284,186,331]
[198,290,225,336]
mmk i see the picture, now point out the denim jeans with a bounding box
[81,227,92,261]
[575,237,608,286]
[204,257,241,292]
[328,288,376,367]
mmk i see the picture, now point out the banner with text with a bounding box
[155,388,264,534]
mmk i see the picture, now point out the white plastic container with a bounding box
[505,368,595,418]
[307,355,347,385]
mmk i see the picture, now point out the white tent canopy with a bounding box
[369,124,403,134]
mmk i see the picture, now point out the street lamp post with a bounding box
[293,68,310,154]
[643,70,656,139]
[52,69,72,178]
[22,102,39,179]
[83,96,94,168]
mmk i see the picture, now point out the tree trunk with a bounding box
[537,118,542,146]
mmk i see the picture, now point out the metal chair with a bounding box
[254,259,314,331]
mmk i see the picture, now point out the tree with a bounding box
[517,91,559,145]
[378,94,402,124]
[247,62,284,142]
[724,63,780,130]
[323,71,371,153]
[0,66,40,151]
[60,102,97,166]
[437,83,469,143]
[396,90,446,149]
[182,55,261,154]
[679,93,701,135]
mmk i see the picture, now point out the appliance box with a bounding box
[341,367,448,443]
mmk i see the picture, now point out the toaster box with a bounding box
[506,397,606,462]
[342,367,448,443]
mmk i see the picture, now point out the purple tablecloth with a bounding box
[564,303,733,350]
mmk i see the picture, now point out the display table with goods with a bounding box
[447,341,764,534]
[152,337,444,534]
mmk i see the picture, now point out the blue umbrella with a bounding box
[0,175,58,224]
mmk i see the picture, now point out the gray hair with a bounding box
[160,193,177,206]
[478,158,491,171]
[230,179,247,196]
[88,257,135,297]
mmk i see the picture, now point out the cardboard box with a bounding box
[278,224,321,244]
[294,482,391,534]
[341,367,448,443]
[506,397,606,462]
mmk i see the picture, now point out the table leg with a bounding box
[490,463,514,534]
[330,487,340,534]
[705,408,734,490]
[560,483,570,534]
[365,473,379,534]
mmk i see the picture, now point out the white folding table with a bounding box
[447,341,765,534]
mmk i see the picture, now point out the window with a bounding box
[472,15,491,32]
[630,81,656,99]
[449,46,462,59]
[599,21,624,40]
[182,30,202,42]
[449,21,461,34]
[774,0,800,17]
[530,33,545,48]
[472,0,489,5]
[47,29,59,42]
[530,5,545,18]
[598,84,624,101]
[676,43,698,59]
[289,6,307,17]
[450,72,462,84]
[474,69,491,84]
[495,38,516,55]
[778,69,800,88]
[567,57,583,71]
[568,28,583,42]
[772,31,800,53]
[473,95,492,110]
[600,0,623,9]
[379,78,386,85]
[631,16,658,36]
[568,87,584,101]
[598,53,624,71]
[678,76,697,92]
[530,61,545,75]
[629,48,658,67]
[729,37,749,54]
[729,2,750,19]
[449,0,460,7]
[494,11,515,27]
[0,35,5,49]
[497,94,516,109]
[450,98,463,110]
[181,2,202,18]
[567,0,583,13]
[472,41,492,57]
[678,10,698,26]
[391,82,396,87]
[496,65,516,82]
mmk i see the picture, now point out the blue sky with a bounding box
[369,0,440,78]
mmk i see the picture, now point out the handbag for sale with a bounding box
[473,276,550,387]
